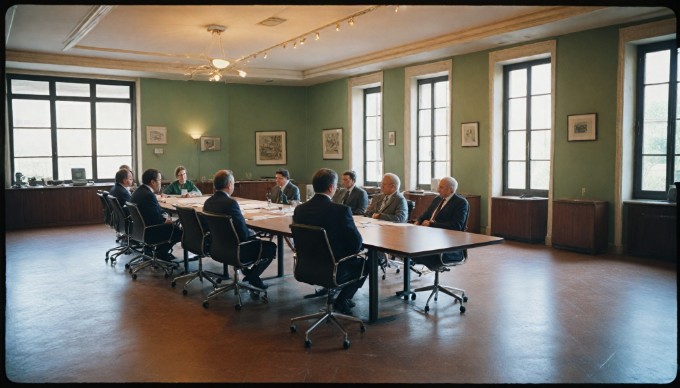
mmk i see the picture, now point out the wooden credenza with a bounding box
[624,201,677,261]
[5,184,112,230]
[402,191,481,233]
[491,196,548,243]
[552,199,608,254]
[233,180,276,201]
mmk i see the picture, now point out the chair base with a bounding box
[289,297,365,349]
[128,248,180,280]
[171,257,223,295]
[202,270,267,310]
[379,254,405,279]
[412,270,467,313]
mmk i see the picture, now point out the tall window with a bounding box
[634,40,679,199]
[416,76,449,189]
[502,58,552,197]
[6,74,135,184]
[364,86,382,186]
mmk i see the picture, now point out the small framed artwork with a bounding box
[387,131,396,146]
[146,126,167,144]
[568,113,597,141]
[256,130,287,165]
[322,128,343,160]
[200,136,221,151]
[461,122,479,147]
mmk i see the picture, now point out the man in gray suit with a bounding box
[364,173,408,223]
[331,170,369,215]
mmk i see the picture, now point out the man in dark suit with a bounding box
[293,168,368,314]
[109,168,133,206]
[202,169,276,289]
[413,176,469,268]
[129,168,182,260]
[270,169,300,205]
[331,170,369,215]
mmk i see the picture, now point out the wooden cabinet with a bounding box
[5,184,112,230]
[552,199,608,254]
[402,192,481,233]
[233,180,276,201]
[194,180,214,195]
[624,201,677,261]
[491,196,548,243]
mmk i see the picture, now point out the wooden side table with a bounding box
[552,199,608,254]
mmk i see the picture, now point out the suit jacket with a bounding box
[293,194,362,260]
[364,191,408,223]
[332,186,369,215]
[109,182,131,206]
[202,190,251,242]
[271,181,300,204]
[129,184,166,226]
[416,193,469,262]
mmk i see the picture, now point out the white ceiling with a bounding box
[4,4,674,86]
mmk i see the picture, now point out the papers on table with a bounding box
[353,216,416,228]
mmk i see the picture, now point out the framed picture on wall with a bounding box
[461,122,479,147]
[387,131,396,146]
[568,113,597,141]
[322,128,343,159]
[146,126,167,144]
[255,131,287,165]
[200,136,221,151]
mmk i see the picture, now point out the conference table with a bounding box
[159,195,504,323]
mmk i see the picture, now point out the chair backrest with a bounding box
[289,224,340,289]
[406,199,415,222]
[106,195,129,235]
[96,190,113,227]
[201,211,255,268]
[125,201,147,243]
[175,205,208,257]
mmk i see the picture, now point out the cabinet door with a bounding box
[627,204,677,260]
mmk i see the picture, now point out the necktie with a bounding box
[379,195,390,212]
[430,198,446,221]
[342,190,350,204]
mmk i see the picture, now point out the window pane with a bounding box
[97,129,132,156]
[97,84,130,99]
[641,156,667,191]
[418,137,432,161]
[530,95,551,130]
[433,162,448,179]
[12,100,51,127]
[675,156,680,183]
[531,161,550,190]
[507,161,526,189]
[418,110,432,136]
[531,63,551,95]
[13,128,52,157]
[58,129,92,156]
[508,68,527,98]
[531,130,551,160]
[14,157,52,178]
[507,131,526,160]
[366,140,381,161]
[96,103,131,129]
[56,101,91,128]
[433,107,447,135]
[11,79,49,95]
[366,117,380,140]
[645,50,670,84]
[58,157,91,181]
[366,93,380,115]
[366,162,381,183]
[418,162,431,185]
[434,81,448,108]
[643,84,669,121]
[433,136,448,160]
[419,83,431,109]
[508,98,526,130]
[642,121,668,154]
[97,157,130,179]
[56,82,90,97]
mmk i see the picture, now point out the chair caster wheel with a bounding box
[382,274,386,280]
[203,301,209,308]
[403,294,408,301]
[132,274,137,280]
[424,305,430,312]
[290,324,297,333]
[125,264,130,269]
[182,289,188,296]
[235,304,242,311]
[463,296,468,303]
[411,294,416,300]
[304,339,312,348]
[171,281,176,288]
[360,324,366,333]
[460,305,466,313]
[343,340,350,349]
[396,268,400,274]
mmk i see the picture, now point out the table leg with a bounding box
[183,249,189,273]
[368,248,378,323]
[395,256,414,300]
[277,235,284,277]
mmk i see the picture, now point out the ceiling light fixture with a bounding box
[185,24,247,82]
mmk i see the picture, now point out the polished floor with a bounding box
[4,224,677,383]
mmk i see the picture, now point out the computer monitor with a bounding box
[71,168,87,182]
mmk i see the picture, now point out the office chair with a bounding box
[411,210,470,313]
[106,195,143,267]
[125,201,180,280]
[288,223,367,350]
[379,199,415,279]
[170,206,224,295]
[200,211,269,310]
[97,191,123,265]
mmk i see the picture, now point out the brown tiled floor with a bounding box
[4,224,677,383]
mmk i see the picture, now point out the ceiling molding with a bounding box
[62,5,115,51]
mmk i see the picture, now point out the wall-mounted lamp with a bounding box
[190,133,201,142]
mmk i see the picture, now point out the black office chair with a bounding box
[125,201,180,280]
[289,223,367,350]
[379,199,415,279]
[200,211,269,310]
[97,191,124,265]
[106,195,143,267]
[170,206,224,295]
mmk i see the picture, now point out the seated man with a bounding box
[412,176,469,269]
[331,169,369,215]
[202,169,276,289]
[109,168,133,207]
[293,168,368,315]
[270,169,300,205]
[130,168,183,261]
[364,173,408,223]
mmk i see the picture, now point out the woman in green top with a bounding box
[163,165,202,197]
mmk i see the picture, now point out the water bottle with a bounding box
[266,190,271,208]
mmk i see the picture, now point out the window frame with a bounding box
[363,86,382,187]
[416,75,450,190]
[6,73,136,185]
